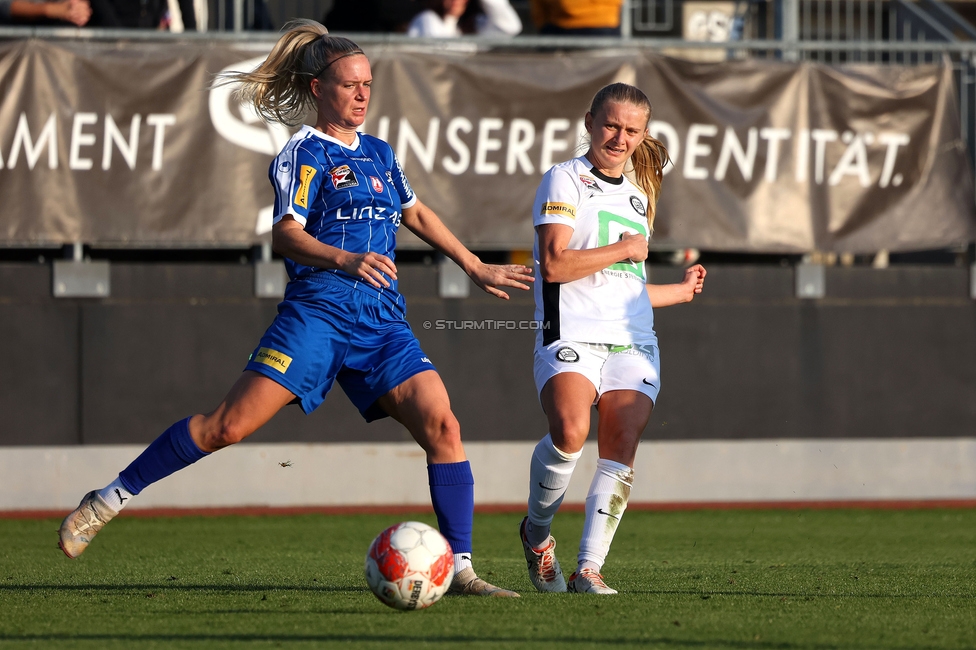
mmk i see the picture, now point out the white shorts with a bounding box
[533,339,661,406]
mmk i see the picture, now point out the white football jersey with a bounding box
[532,156,657,346]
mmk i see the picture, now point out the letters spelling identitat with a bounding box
[367,115,912,189]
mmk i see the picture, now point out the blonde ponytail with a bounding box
[216,19,364,127]
[628,133,669,232]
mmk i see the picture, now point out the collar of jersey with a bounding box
[300,124,361,151]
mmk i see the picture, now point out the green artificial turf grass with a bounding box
[0,509,973,649]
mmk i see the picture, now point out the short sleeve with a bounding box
[390,151,417,209]
[270,144,322,228]
[532,165,581,229]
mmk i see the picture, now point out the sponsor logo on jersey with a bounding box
[370,176,384,193]
[277,160,291,173]
[555,347,579,363]
[293,165,316,209]
[349,156,374,162]
[254,347,293,373]
[329,164,359,190]
[579,174,602,191]
[385,170,394,184]
[540,202,577,219]
[630,196,646,217]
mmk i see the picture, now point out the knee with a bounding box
[196,416,251,452]
[548,414,590,453]
[421,410,463,461]
[429,411,461,448]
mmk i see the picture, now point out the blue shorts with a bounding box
[244,272,435,421]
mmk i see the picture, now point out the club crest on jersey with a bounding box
[555,347,579,363]
[329,165,359,190]
[579,175,602,192]
[370,176,384,193]
[630,196,646,217]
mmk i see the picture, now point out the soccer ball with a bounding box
[364,521,455,610]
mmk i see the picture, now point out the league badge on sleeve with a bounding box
[370,176,384,193]
[329,165,359,190]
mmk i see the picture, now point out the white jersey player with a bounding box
[520,82,707,595]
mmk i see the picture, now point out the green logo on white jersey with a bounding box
[597,211,647,281]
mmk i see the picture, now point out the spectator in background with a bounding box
[0,0,91,25]
[531,0,623,36]
[324,0,418,33]
[408,0,521,37]
[162,0,197,31]
[87,0,166,27]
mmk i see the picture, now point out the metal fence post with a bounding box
[781,0,800,61]
[621,0,632,38]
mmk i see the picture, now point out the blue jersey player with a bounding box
[57,20,533,598]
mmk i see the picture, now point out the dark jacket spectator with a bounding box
[324,0,419,33]
[87,0,166,27]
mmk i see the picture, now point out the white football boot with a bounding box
[58,491,117,559]
[567,568,618,595]
[519,516,566,593]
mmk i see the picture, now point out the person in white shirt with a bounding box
[408,0,521,37]
[519,82,707,595]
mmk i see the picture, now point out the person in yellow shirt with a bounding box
[531,0,623,35]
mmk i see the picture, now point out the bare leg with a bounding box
[378,370,518,597]
[190,371,297,452]
[376,369,464,463]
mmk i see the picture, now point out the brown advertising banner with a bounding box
[0,38,973,252]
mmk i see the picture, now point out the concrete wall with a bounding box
[3,438,974,511]
[1,260,974,508]
[1,261,973,447]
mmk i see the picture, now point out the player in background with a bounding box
[519,83,706,594]
[58,20,531,598]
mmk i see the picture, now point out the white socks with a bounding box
[453,552,473,575]
[525,433,582,548]
[97,477,134,514]
[578,458,633,571]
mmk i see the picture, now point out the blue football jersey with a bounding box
[269,126,416,300]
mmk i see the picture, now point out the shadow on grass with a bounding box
[0,633,919,649]
[0,583,368,594]
[627,588,975,599]
[2,584,972,599]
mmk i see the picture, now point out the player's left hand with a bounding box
[682,264,706,298]
[468,263,534,300]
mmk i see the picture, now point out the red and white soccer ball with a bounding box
[364,521,455,610]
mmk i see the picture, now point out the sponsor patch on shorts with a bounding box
[555,346,579,363]
[254,347,292,373]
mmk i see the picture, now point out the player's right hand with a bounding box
[342,251,397,289]
[618,232,649,264]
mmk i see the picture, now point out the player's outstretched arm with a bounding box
[646,264,706,307]
[272,216,398,289]
[401,200,533,300]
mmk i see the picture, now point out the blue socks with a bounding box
[427,461,474,555]
[118,417,209,495]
